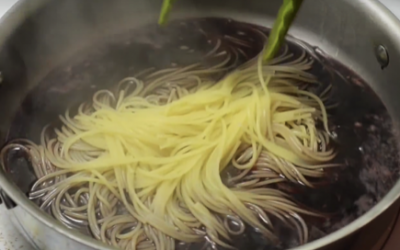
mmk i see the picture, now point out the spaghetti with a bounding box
[1,41,338,250]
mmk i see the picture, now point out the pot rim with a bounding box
[0,0,400,250]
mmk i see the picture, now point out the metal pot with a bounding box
[0,0,400,249]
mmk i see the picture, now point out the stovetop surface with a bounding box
[0,0,400,250]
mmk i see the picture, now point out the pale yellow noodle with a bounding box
[0,40,339,250]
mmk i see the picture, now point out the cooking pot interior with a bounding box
[0,0,400,250]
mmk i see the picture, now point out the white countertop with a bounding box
[0,0,17,19]
[381,0,400,17]
[0,0,399,249]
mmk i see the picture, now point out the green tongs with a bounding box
[158,0,304,62]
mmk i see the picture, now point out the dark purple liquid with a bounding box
[3,18,399,250]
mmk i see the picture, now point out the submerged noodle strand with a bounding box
[0,41,339,250]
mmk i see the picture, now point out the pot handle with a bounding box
[0,188,16,209]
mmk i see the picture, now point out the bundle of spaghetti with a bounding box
[1,48,339,250]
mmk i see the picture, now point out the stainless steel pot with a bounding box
[0,0,400,249]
